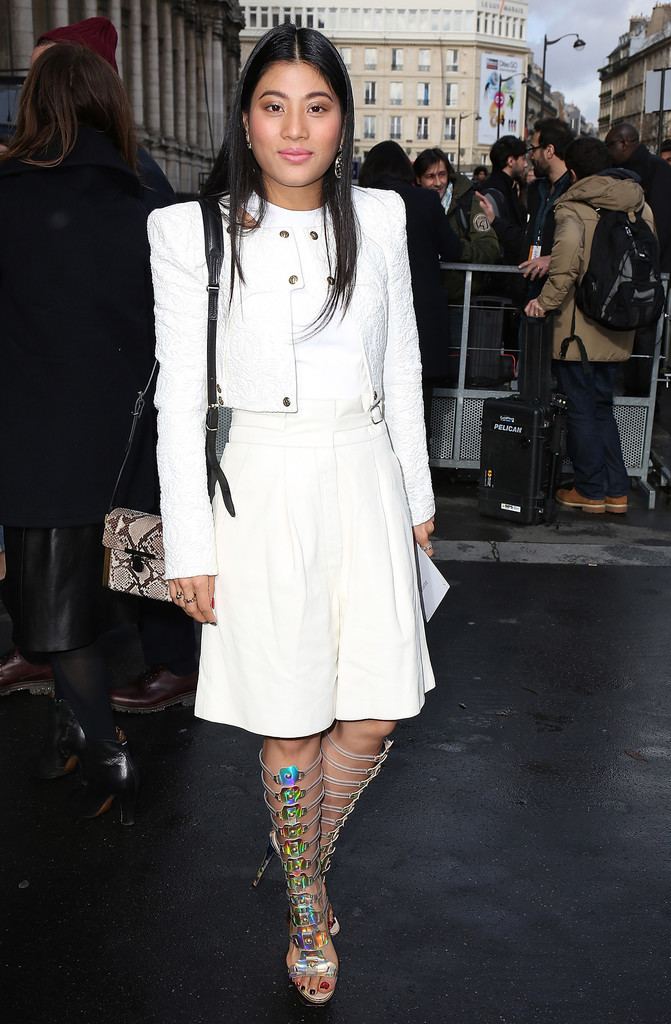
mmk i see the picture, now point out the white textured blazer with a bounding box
[148,185,435,579]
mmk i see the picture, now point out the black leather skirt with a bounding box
[2,524,118,652]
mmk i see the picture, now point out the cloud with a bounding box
[527,0,643,123]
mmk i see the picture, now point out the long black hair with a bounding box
[358,141,415,187]
[203,24,357,327]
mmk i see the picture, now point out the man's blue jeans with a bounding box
[553,360,629,500]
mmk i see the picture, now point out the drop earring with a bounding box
[244,126,252,150]
[334,149,343,180]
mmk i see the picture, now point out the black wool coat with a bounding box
[0,128,158,527]
[622,144,671,272]
[370,176,461,378]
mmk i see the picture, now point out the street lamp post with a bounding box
[456,112,482,173]
[540,33,586,119]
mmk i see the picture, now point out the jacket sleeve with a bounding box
[459,194,501,264]
[379,190,435,525]
[147,203,218,579]
[648,164,671,272]
[536,207,584,313]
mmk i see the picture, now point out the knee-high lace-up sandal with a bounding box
[320,731,394,876]
[258,752,338,1006]
[252,750,339,937]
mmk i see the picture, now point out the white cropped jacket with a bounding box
[148,186,434,578]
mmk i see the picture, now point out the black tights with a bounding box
[51,639,116,742]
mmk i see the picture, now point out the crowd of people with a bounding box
[1,9,670,1009]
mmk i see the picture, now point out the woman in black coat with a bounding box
[358,141,461,442]
[0,43,156,822]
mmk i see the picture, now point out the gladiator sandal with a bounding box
[320,731,394,876]
[258,751,338,1006]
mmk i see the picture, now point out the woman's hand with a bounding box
[524,298,546,318]
[475,191,496,225]
[169,575,216,624]
[413,518,435,558]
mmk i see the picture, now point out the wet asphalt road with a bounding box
[3,525,671,1024]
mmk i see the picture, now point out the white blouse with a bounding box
[260,201,368,399]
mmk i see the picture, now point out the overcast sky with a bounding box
[527,0,643,123]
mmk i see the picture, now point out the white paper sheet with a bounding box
[416,546,450,621]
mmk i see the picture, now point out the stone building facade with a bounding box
[598,4,671,146]
[0,0,243,193]
[239,0,531,171]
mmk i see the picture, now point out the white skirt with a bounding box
[196,397,435,737]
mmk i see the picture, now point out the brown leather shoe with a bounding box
[0,648,54,696]
[556,487,605,514]
[110,665,197,713]
[605,495,628,514]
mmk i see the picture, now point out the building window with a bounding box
[364,47,377,69]
[446,83,458,107]
[418,48,431,71]
[445,48,458,72]
[248,7,257,27]
[417,82,430,106]
[364,115,376,139]
[364,81,377,105]
[389,81,403,106]
[391,48,403,70]
[272,6,280,27]
[390,115,402,140]
[260,6,269,26]
[417,116,429,140]
[339,47,351,68]
[306,7,314,27]
[444,116,456,141]
[283,6,291,23]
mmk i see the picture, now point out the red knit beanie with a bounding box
[38,17,118,73]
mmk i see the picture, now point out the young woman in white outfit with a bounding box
[147,24,435,1006]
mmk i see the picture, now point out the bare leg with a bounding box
[262,735,339,1004]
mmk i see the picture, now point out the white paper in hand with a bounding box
[416,545,450,621]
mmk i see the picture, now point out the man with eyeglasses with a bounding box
[519,119,575,296]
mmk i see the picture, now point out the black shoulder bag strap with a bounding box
[559,301,592,377]
[199,197,236,517]
[108,359,159,513]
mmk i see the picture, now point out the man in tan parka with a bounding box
[525,137,656,515]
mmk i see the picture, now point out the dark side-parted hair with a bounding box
[489,135,526,172]
[413,147,455,183]
[0,41,136,169]
[358,140,414,187]
[533,118,575,160]
[564,137,612,181]
[204,24,357,328]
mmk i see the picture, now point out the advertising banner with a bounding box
[478,53,524,145]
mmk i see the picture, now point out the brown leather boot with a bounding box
[556,487,605,514]
[109,665,197,713]
[0,648,54,696]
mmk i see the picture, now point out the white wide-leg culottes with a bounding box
[196,397,435,737]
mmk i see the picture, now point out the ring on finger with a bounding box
[185,596,197,604]
[174,590,184,600]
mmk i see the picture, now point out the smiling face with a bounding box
[417,159,448,198]
[243,60,343,210]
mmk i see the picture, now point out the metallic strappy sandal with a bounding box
[258,751,338,1006]
[320,732,394,875]
[252,828,340,935]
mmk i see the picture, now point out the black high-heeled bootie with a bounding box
[77,727,139,826]
[33,698,86,780]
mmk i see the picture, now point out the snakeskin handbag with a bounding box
[102,197,235,602]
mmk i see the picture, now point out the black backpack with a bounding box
[575,206,664,331]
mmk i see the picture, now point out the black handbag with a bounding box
[102,197,235,601]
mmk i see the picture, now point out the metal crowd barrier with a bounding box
[430,264,670,510]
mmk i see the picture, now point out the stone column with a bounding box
[212,31,225,146]
[128,1,144,129]
[142,0,161,137]
[186,16,198,149]
[158,1,175,140]
[83,0,98,18]
[49,1,70,27]
[173,11,187,143]
[201,18,214,156]
[10,0,34,71]
[109,0,123,78]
